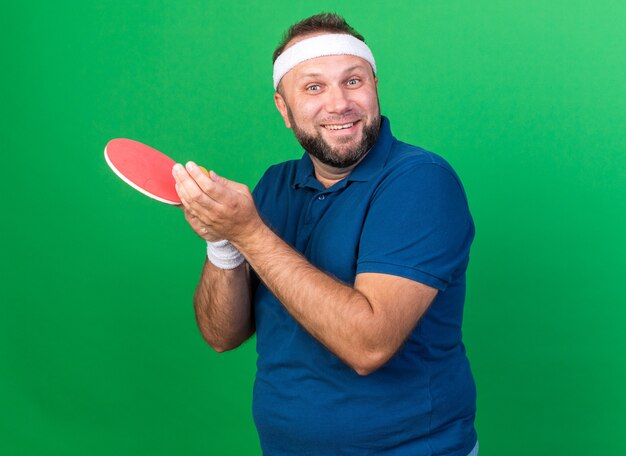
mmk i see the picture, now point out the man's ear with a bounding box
[274,91,292,129]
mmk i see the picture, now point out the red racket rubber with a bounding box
[104,138,181,205]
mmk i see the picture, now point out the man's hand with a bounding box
[172,162,262,245]
[178,205,221,242]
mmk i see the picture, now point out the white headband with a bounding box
[273,33,377,90]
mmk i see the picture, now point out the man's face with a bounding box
[275,42,381,169]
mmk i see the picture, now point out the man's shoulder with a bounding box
[386,138,463,185]
[259,157,300,181]
[264,157,301,174]
[252,157,302,198]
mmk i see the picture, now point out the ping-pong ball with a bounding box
[199,166,209,176]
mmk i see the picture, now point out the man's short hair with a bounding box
[272,13,366,63]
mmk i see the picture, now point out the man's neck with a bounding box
[310,154,368,189]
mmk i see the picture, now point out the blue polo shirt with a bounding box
[251,117,477,455]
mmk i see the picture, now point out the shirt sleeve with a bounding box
[356,162,475,291]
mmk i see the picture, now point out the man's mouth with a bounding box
[322,120,360,131]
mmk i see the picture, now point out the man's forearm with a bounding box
[234,223,383,373]
[193,259,254,352]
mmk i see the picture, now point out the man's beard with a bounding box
[286,106,381,169]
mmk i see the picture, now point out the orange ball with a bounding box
[199,165,210,176]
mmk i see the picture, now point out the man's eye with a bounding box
[306,84,321,91]
[347,79,360,86]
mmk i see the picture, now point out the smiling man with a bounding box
[173,13,478,456]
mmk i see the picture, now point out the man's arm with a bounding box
[174,162,437,374]
[176,189,255,353]
[193,260,255,352]
[244,223,438,375]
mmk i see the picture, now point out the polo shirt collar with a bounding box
[292,116,394,190]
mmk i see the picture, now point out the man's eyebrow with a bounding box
[296,64,370,80]
[341,64,369,74]
[298,72,323,79]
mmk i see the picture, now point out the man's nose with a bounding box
[325,86,351,114]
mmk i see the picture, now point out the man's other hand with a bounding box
[172,162,261,245]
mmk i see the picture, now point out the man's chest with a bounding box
[259,182,375,284]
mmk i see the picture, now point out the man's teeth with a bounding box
[324,122,354,130]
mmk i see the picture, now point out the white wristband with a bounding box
[206,240,245,269]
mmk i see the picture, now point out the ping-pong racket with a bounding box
[104,138,209,205]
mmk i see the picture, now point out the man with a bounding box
[173,13,478,456]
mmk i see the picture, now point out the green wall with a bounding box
[2,1,625,454]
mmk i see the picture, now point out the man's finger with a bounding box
[184,161,235,204]
[174,183,191,208]
[173,163,217,207]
